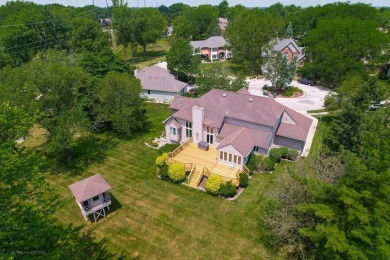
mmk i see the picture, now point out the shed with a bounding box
[69,174,112,222]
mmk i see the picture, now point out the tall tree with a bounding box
[285,21,293,38]
[94,72,146,137]
[70,17,110,53]
[166,38,199,81]
[111,0,135,60]
[133,8,167,55]
[218,0,229,18]
[226,9,283,74]
[184,5,219,40]
[302,17,388,85]
[263,52,297,89]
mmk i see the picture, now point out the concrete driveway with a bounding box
[247,78,331,112]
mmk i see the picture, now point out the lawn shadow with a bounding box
[58,135,118,176]
[87,193,122,223]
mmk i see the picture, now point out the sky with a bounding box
[0,0,387,8]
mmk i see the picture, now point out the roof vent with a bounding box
[222,93,227,97]
[249,97,254,102]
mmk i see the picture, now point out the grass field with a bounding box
[45,102,285,259]
[113,38,171,70]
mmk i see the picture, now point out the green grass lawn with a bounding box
[113,38,171,70]
[310,115,333,156]
[46,102,280,259]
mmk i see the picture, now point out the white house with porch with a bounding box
[69,174,112,222]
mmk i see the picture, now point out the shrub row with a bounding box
[269,147,300,162]
[205,175,237,198]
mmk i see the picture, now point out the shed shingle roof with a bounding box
[136,65,187,93]
[69,174,111,203]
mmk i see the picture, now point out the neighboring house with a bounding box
[272,38,305,67]
[99,18,111,27]
[135,65,189,103]
[191,36,232,61]
[68,174,112,222]
[218,17,228,34]
[164,89,313,175]
[166,25,173,36]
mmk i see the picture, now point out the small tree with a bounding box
[239,172,249,188]
[205,175,222,195]
[286,22,293,38]
[220,181,237,198]
[168,162,186,183]
[263,52,297,89]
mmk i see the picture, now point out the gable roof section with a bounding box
[236,87,250,95]
[191,36,227,49]
[172,89,283,128]
[135,65,187,93]
[276,109,312,141]
[69,174,111,203]
[217,123,272,156]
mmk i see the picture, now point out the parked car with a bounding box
[298,78,317,86]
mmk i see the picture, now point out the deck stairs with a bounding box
[188,166,203,188]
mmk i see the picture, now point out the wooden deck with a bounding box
[172,143,240,180]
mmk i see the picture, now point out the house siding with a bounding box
[217,145,244,169]
[142,89,186,103]
[274,136,304,153]
[223,118,272,133]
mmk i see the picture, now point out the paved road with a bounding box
[247,78,331,112]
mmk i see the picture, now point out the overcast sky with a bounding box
[0,0,387,8]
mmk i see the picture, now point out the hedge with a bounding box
[205,175,221,195]
[168,162,186,183]
[269,148,284,162]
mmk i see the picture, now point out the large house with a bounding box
[191,36,232,61]
[164,89,313,182]
[135,64,189,103]
[272,38,305,67]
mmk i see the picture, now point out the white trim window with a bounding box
[212,54,217,59]
[212,47,218,52]
[170,127,176,136]
[185,121,192,137]
[219,151,242,165]
[206,127,213,144]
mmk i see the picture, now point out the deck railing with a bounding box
[194,167,205,187]
[165,137,193,161]
[242,165,250,176]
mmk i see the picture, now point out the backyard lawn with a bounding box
[45,102,281,259]
[112,37,171,70]
[43,102,331,259]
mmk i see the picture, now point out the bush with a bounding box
[239,172,249,188]
[219,181,237,198]
[205,175,221,195]
[269,148,284,162]
[146,137,158,147]
[155,154,166,167]
[287,149,300,161]
[247,153,262,174]
[168,162,186,183]
[280,146,289,158]
[264,157,276,172]
[283,86,303,97]
[160,164,169,179]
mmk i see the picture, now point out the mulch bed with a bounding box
[264,88,304,98]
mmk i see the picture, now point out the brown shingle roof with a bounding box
[217,123,272,156]
[276,109,312,141]
[172,89,283,128]
[136,65,187,93]
[69,174,111,203]
[170,96,195,110]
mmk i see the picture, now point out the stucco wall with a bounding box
[274,135,304,153]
